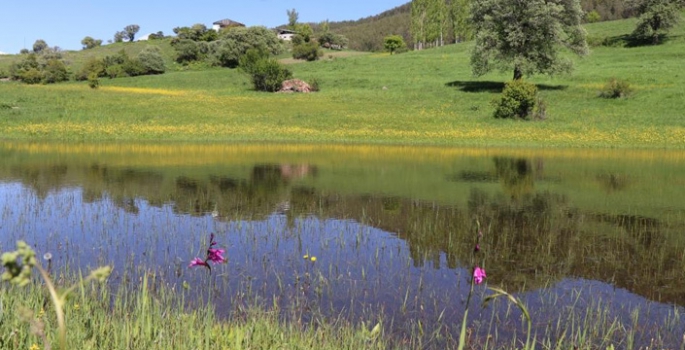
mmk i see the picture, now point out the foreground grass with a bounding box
[1,273,680,350]
[0,18,684,147]
[0,275,387,350]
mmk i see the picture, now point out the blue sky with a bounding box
[0,0,409,54]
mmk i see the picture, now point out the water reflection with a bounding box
[1,142,684,347]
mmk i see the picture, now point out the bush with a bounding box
[309,78,320,92]
[292,41,322,61]
[239,48,269,74]
[20,68,43,84]
[599,78,632,98]
[493,80,541,120]
[105,65,127,79]
[41,59,69,84]
[74,57,106,81]
[173,39,201,64]
[137,46,166,75]
[87,72,100,89]
[586,10,601,23]
[250,58,292,92]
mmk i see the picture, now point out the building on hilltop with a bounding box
[212,19,246,32]
[276,29,297,41]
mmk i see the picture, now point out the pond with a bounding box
[1,142,684,348]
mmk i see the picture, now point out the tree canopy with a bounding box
[384,35,407,54]
[630,0,683,44]
[81,36,103,50]
[124,24,140,42]
[470,0,589,80]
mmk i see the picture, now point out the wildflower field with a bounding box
[0,18,684,148]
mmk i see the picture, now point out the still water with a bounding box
[1,142,684,347]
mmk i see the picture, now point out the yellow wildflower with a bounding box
[310,257,317,262]
[29,344,40,350]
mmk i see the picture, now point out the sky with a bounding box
[0,0,409,54]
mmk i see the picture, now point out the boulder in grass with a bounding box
[279,79,312,93]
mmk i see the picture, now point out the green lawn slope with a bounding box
[0,17,684,148]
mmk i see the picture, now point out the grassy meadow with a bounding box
[0,17,684,147]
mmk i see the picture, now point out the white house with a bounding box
[277,29,297,41]
[212,19,246,32]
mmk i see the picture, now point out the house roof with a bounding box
[213,19,245,27]
[277,29,297,34]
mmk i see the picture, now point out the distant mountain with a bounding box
[315,2,412,52]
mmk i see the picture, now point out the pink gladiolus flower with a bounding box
[207,248,226,263]
[189,257,209,269]
[473,267,486,285]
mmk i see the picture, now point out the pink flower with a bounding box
[473,267,486,285]
[474,244,481,253]
[189,257,209,269]
[207,248,226,263]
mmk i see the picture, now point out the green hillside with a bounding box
[0,16,684,148]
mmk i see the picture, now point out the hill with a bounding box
[0,15,684,148]
[321,3,412,52]
[311,0,633,52]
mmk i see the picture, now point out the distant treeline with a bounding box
[318,0,634,52]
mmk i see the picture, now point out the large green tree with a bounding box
[471,0,589,80]
[411,0,428,49]
[630,0,683,44]
[450,0,473,43]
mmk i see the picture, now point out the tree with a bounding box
[124,24,140,42]
[426,0,447,46]
[384,35,407,54]
[630,0,683,44]
[318,32,348,49]
[113,31,126,43]
[81,36,102,50]
[213,26,284,67]
[451,0,473,42]
[471,0,589,80]
[33,39,48,53]
[287,8,299,29]
[411,0,428,49]
[173,24,217,42]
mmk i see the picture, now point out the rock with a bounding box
[279,79,312,93]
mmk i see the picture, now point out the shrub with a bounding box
[87,72,100,89]
[493,80,540,120]
[20,68,43,84]
[586,10,602,23]
[105,65,127,79]
[599,78,632,98]
[41,59,69,84]
[239,48,269,74]
[250,58,292,92]
[173,39,201,64]
[292,41,322,61]
[213,26,284,68]
[309,78,320,92]
[137,46,166,74]
[74,57,106,81]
